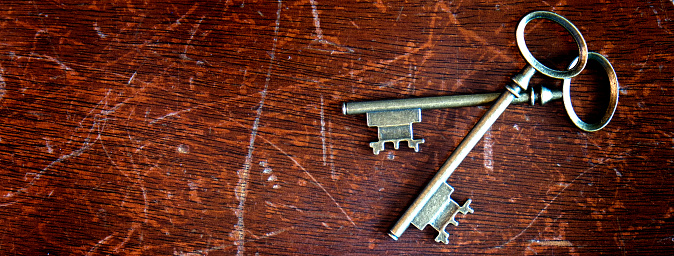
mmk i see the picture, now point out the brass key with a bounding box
[343,85,561,155]
[389,11,617,244]
[389,52,620,244]
[389,64,544,243]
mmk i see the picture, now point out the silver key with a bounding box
[343,86,561,155]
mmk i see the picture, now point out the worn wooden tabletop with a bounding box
[1,0,672,255]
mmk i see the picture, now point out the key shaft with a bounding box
[343,86,560,115]
[389,65,537,240]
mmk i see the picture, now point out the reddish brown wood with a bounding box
[0,0,672,255]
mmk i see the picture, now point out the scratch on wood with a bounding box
[113,222,140,253]
[127,71,137,85]
[437,1,514,63]
[265,201,304,212]
[175,228,291,256]
[396,6,404,21]
[86,233,115,256]
[149,108,193,125]
[247,227,293,240]
[263,228,290,237]
[308,0,354,53]
[320,95,327,166]
[28,53,73,71]
[616,216,627,254]
[326,3,437,83]
[2,88,129,206]
[141,183,149,223]
[497,174,581,247]
[0,65,5,101]
[529,239,573,247]
[255,132,356,227]
[234,1,283,255]
[1,118,96,206]
[93,21,108,38]
[183,15,206,58]
[328,120,337,180]
[483,130,493,173]
[649,4,672,34]
[168,3,200,31]
[146,88,293,125]
[226,111,355,226]
[309,0,325,41]
[496,155,621,248]
[350,20,360,29]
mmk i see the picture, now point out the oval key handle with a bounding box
[563,52,620,132]
[516,11,589,79]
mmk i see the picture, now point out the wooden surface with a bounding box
[0,0,672,255]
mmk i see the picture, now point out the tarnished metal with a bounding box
[340,11,619,244]
[562,52,619,132]
[367,109,424,155]
[410,182,473,244]
[388,65,538,242]
[389,11,594,243]
[516,11,588,79]
[344,86,562,155]
[342,86,561,115]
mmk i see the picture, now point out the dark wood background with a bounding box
[0,0,672,255]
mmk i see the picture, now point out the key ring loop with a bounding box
[563,52,619,132]
[516,11,588,79]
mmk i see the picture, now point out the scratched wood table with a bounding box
[1,0,672,255]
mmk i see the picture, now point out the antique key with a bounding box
[343,85,561,155]
[389,11,619,244]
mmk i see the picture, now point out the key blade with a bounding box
[344,94,501,115]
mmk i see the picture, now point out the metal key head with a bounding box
[367,109,425,155]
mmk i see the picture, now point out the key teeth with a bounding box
[459,199,474,215]
[369,139,425,155]
[370,141,385,155]
[447,199,473,229]
[436,198,473,244]
[408,139,425,152]
[435,231,450,244]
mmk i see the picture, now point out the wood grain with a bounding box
[0,0,672,255]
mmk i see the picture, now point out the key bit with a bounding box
[409,182,473,244]
[367,108,424,155]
